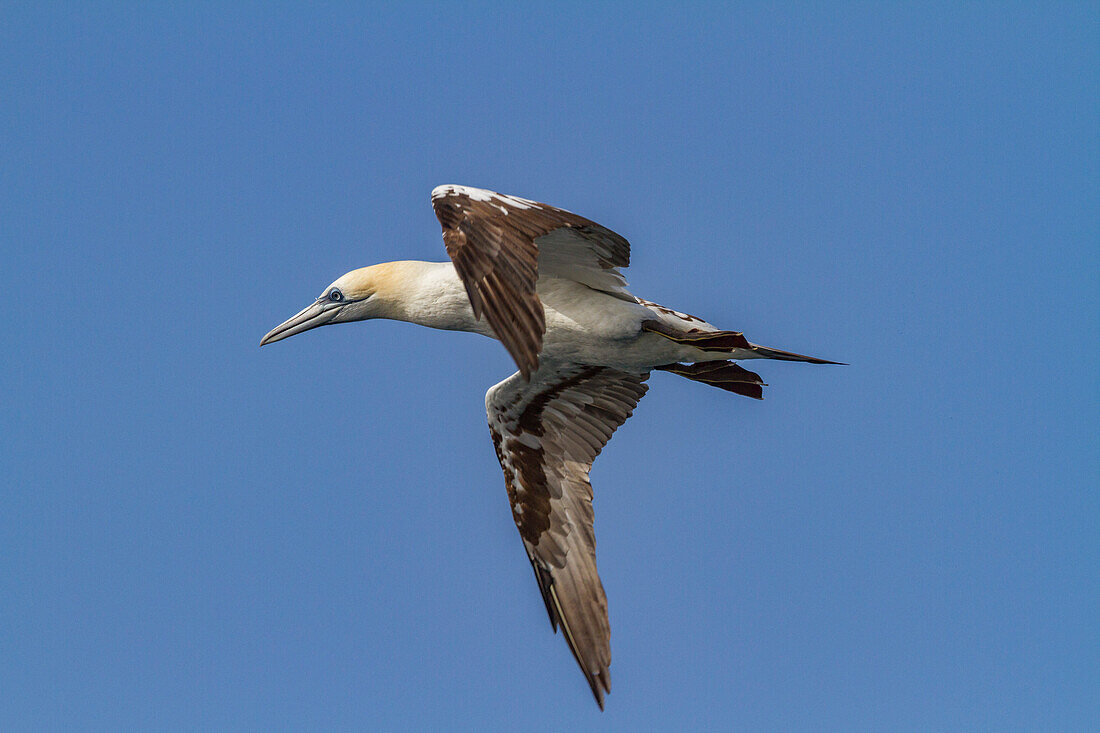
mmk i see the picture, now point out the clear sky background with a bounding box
[1,3,1096,731]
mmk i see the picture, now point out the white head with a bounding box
[260,262,414,345]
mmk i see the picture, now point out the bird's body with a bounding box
[354,259,719,370]
[262,185,839,709]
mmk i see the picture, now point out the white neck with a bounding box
[372,261,490,335]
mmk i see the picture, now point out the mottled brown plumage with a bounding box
[487,364,649,709]
[261,184,840,710]
[433,185,630,378]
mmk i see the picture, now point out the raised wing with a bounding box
[486,362,649,709]
[432,184,632,378]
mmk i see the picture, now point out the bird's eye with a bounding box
[329,290,343,302]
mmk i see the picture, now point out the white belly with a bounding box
[399,265,725,371]
[536,279,706,370]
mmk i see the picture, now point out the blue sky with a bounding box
[1,3,1096,730]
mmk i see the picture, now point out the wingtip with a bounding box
[589,669,610,710]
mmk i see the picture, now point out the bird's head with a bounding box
[260,264,396,346]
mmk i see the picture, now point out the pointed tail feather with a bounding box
[642,319,843,363]
[748,344,845,364]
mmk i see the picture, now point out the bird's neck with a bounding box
[373,260,488,335]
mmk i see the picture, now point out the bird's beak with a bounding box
[260,300,339,346]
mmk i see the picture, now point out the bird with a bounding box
[261,184,840,709]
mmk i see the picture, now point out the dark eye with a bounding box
[329,290,343,302]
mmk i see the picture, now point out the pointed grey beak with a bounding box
[260,300,339,346]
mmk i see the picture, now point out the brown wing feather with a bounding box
[433,185,631,378]
[487,363,649,709]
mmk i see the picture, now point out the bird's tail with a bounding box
[642,319,843,365]
[745,344,844,365]
[655,361,767,400]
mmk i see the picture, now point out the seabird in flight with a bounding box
[261,185,840,708]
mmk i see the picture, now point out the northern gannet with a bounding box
[261,185,839,708]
